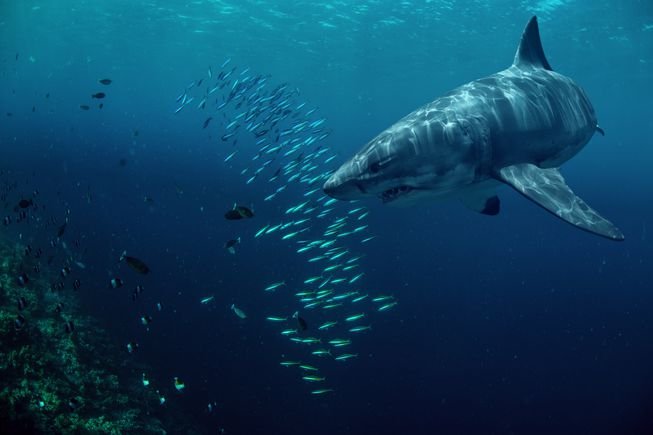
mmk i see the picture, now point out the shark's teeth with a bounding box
[381,185,412,203]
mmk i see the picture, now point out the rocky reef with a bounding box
[0,237,169,434]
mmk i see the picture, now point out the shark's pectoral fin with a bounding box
[460,190,500,216]
[496,164,624,241]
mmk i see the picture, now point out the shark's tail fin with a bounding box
[513,16,553,71]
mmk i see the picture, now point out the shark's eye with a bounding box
[370,162,381,173]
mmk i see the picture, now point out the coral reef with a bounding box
[0,238,167,434]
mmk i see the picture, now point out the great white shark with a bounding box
[323,16,624,241]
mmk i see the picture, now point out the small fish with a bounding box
[203,117,213,128]
[98,78,112,85]
[318,321,337,330]
[64,320,75,333]
[334,353,358,361]
[127,341,139,353]
[280,361,301,367]
[349,325,372,333]
[110,277,123,289]
[231,304,246,319]
[280,329,298,336]
[299,364,319,371]
[311,349,331,357]
[378,301,398,312]
[132,285,144,301]
[255,225,270,237]
[224,204,254,220]
[91,92,106,99]
[17,296,27,311]
[140,315,153,325]
[224,150,238,162]
[174,377,185,392]
[142,373,150,386]
[224,237,241,254]
[120,251,150,274]
[372,295,394,303]
[264,281,286,292]
[200,295,215,304]
[57,222,67,238]
[348,272,365,284]
[302,376,325,383]
[18,198,33,208]
[293,311,308,331]
[345,313,366,322]
[266,316,287,322]
[54,302,64,314]
[79,105,90,110]
[303,276,322,284]
[14,314,26,331]
[311,389,334,395]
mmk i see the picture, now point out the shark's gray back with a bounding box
[421,65,597,171]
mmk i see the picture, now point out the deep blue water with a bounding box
[2,1,653,434]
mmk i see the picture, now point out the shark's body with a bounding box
[323,16,623,241]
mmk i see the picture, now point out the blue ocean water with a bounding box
[1,1,652,434]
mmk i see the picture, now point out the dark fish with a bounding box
[18,296,27,310]
[119,158,128,167]
[57,222,67,237]
[132,284,144,301]
[224,205,254,220]
[55,302,64,313]
[64,320,75,333]
[110,277,123,289]
[72,279,81,290]
[125,256,150,274]
[141,315,152,325]
[98,103,103,109]
[224,237,241,254]
[98,78,112,85]
[14,314,26,331]
[18,198,33,208]
[293,311,308,331]
[91,92,105,99]
[133,129,139,137]
[127,341,139,353]
[203,117,213,129]
[79,105,90,111]
[61,266,71,277]
[46,93,50,99]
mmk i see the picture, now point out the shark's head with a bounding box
[323,116,481,204]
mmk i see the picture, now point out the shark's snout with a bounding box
[323,171,365,200]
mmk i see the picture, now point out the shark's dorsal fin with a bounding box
[513,16,553,71]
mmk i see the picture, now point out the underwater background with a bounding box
[1,1,652,434]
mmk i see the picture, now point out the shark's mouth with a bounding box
[380,185,413,203]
